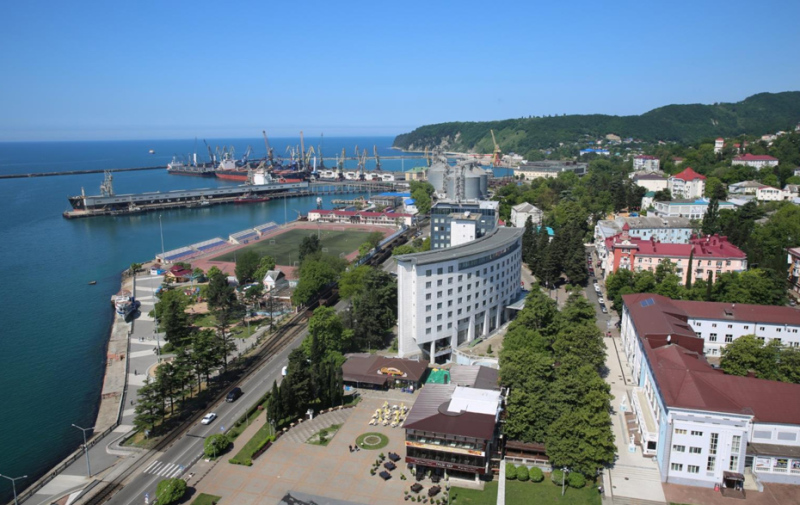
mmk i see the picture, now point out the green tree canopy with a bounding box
[234,250,260,284]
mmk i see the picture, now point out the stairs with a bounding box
[280,408,354,444]
[610,497,667,505]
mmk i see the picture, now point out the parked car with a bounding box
[226,387,243,402]
[201,413,217,425]
[600,304,608,314]
[597,297,605,304]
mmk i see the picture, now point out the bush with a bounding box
[516,466,530,481]
[487,344,493,354]
[204,434,229,458]
[550,469,564,485]
[161,342,174,353]
[155,478,186,505]
[568,472,586,488]
[529,466,544,482]
[505,463,517,479]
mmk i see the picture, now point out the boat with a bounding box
[114,290,138,317]
[88,281,97,285]
[148,149,155,154]
[234,194,271,204]
[167,156,216,177]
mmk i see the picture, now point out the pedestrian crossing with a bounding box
[143,460,186,478]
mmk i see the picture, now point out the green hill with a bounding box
[392,92,800,154]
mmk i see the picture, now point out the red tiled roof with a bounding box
[716,137,724,141]
[671,299,800,326]
[311,210,412,218]
[671,167,706,181]
[733,154,778,162]
[606,234,746,259]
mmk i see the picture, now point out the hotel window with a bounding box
[437,268,443,275]
[447,311,452,318]
[457,309,462,315]
[426,282,432,289]
[437,280,443,287]
[426,270,432,277]
[437,303,442,309]
[448,278,453,285]
[687,465,700,474]
[709,333,717,342]
[425,305,431,312]
[760,326,765,331]
[689,447,702,454]
[691,431,703,437]
[707,456,716,471]
[426,328,431,335]
[712,323,717,328]
[671,463,683,472]
[448,266,454,273]
[437,325,442,332]
[448,300,453,307]
[437,291,442,298]
[448,289,453,296]
[447,323,452,329]
[673,445,685,452]
[729,435,741,470]
[437,315,442,321]
[744,325,749,330]
[426,317,431,323]
[725,335,733,343]
[458,275,463,282]
[774,338,782,344]
[426,293,431,300]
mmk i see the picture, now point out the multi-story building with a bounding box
[633,155,660,172]
[601,229,747,283]
[430,201,499,250]
[513,161,588,180]
[396,227,523,360]
[593,216,694,250]
[404,365,501,481]
[714,138,724,154]
[756,185,793,202]
[668,167,706,199]
[728,181,763,196]
[732,154,780,170]
[789,247,800,301]
[510,202,543,228]
[652,198,736,219]
[307,209,414,227]
[620,293,800,489]
[632,173,669,192]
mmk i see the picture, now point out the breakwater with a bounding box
[0,165,165,179]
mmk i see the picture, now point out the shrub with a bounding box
[516,466,529,481]
[568,472,586,488]
[550,469,564,485]
[487,344,493,354]
[505,463,517,479]
[529,466,544,482]
[203,434,230,458]
[155,478,186,505]
[161,342,174,353]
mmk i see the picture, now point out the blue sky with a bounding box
[1,0,798,141]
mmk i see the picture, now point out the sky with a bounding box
[1,0,799,141]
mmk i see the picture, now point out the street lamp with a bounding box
[71,424,95,477]
[561,467,569,496]
[0,474,27,505]
[159,214,165,259]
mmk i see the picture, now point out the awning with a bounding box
[723,471,744,482]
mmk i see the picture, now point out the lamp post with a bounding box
[72,424,95,477]
[159,214,165,259]
[0,474,27,505]
[561,466,569,496]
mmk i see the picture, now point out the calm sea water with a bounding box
[0,136,431,499]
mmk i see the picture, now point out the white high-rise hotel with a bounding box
[396,227,523,360]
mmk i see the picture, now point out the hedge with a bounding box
[505,463,517,479]
[568,471,586,488]
[551,469,564,485]
[516,466,530,481]
[529,467,544,482]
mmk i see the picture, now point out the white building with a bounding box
[513,161,588,180]
[714,137,724,154]
[756,185,793,202]
[396,227,523,361]
[262,269,286,291]
[307,209,413,227]
[633,155,660,172]
[620,293,800,489]
[652,198,736,220]
[632,173,669,192]
[668,167,706,199]
[732,154,779,170]
[510,202,543,228]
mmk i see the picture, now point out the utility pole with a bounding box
[0,474,27,505]
[561,467,569,496]
[159,214,165,259]
[72,424,95,477]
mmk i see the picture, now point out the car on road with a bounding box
[597,297,604,304]
[226,387,243,402]
[600,305,608,314]
[201,413,217,425]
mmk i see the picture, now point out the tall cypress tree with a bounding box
[705,270,714,301]
[685,249,694,290]
[702,197,720,236]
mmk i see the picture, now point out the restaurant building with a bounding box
[341,355,429,390]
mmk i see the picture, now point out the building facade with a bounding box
[593,216,694,252]
[510,202,543,228]
[513,161,588,180]
[732,154,780,170]
[789,247,800,302]
[396,227,523,360]
[633,155,661,172]
[633,173,669,192]
[430,201,499,250]
[601,229,747,284]
[669,167,706,199]
[652,199,736,219]
[620,293,800,489]
[307,209,413,227]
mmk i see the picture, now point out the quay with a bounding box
[0,165,164,179]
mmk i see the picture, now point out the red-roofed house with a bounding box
[620,293,800,489]
[602,229,747,283]
[732,154,779,170]
[668,167,706,199]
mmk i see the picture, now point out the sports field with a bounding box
[211,228,375,265]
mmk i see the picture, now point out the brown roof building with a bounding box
[341,355,429,389]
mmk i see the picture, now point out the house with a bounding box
[262,269,287,291]
[513,161,588,180]
[166,265,193,282]
[756,185,793,202]
[788,247,800,302]
[307,209,413,227]
[652,198,736,220]
[641,191,656,210]
[601,229,747,283]
[732,154,779,170]
[672,157,684,166]
[510,202,543,228]
[714,137,724,154]
[668,167,706,199]
[632,173,669,192]
[619,293,800,489]
[728,180,764,196]
[633,155,660,172]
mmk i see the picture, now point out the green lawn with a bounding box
[211,228,375,265]
[191,493,222,505]
[306,423,342,446]
[229,421,275,466]
[452,479,601,505]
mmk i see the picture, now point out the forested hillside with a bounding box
[393,92,800,155]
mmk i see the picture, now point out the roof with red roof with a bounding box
[733,154,778,162]
[605,234,746,259]
[716,137,724,141]
[310,209,412,218]
[671,167,706,181]
[623,293,800,423]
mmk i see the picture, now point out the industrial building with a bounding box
[512,161,588,180]
[395,227,523,361]
[430,201,499,250]
[426,158,490,201]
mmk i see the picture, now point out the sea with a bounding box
[0,136,512,500]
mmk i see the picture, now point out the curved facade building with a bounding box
[396,227,524,360]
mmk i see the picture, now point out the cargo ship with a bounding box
[167,155,216,177]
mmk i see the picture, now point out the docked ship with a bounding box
[214,153,250,181]
[114,291,138,317]
[167,155,216,177]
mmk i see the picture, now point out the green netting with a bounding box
[426,369,450,384]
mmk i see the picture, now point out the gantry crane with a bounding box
[338,148,346,179]
[299,131,306,171]
[204,139,215,165]
[490,129,502,167]
[374,145,381,171]
[262,131,275,166]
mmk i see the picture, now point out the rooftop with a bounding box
[396,227,523,266]
[511,202,541,213]
[403,383,499,439]
[671,167,706,181]
[606,234,746,259]
[342,355,429,386]
[311,209,413,218]
[448,365,500,390]
[614,216,692,229]
[734,154,779,162]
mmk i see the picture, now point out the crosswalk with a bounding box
[142,460,186,478]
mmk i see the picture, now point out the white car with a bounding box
[597,297,605,304]
[201,413,217,425]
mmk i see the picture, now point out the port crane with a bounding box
[299,131,306,171]
[318,133,325,169]
[374,145,382,171]
[262,131,275,166]
[239,145,253,166]
[204,139,215,165]
[490,129,502,167]
[338,148,346,180]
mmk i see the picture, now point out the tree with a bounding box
[253,255,277,284]
[546,408,615,477]
[522,216,535,264]
[701,196,721,236]
[720,335,769,377]
[291,255,346,306]
[411,189,432,214]
[204,433,230,458]
[285,348,314,417]
[267,380,282,426]
[299,235,322,263]
[392,244,417,256]
[302,306,349,355]
[156,289,191,346]
[155,478,187,505]
[235,250,260,284]
[133,377,165,434]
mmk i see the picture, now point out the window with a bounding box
[671,463,683,472]
[729,435,741,470]
[448,289,453,296]
[437,268,443,275]
[687,465,700,474]
[437,314,442,321]
[448,266,454,273]
[760,326,765,331]
[437,302,442,309]
[437,291,442,298]
[425,305,431,312]
[712,323,717,328]
[426,316,431,323]
[447,323,452,329]
[689,447,702,454]
[727,324,733,329]
[673,445,686,453]
[448,278,453,285]
[437,280,443,287]
[691,431,703,437]
[709,333,717,342]
[426,270,432,277]
[425,282,431,289]
[725,334,733,343]
[437,325,442,332]
[426,293,431,300]
[707,456,716,472]
[447,300,452,307]
[425,328,431,335]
